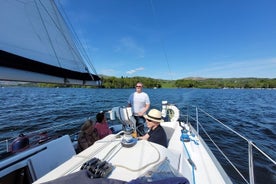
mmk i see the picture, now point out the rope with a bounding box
[61,133,123,176]
[102,142,122,161]
[149,0,174,81]
[181,132,196,184]
[113,141,161,172]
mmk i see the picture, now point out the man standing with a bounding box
[127,82,150,136]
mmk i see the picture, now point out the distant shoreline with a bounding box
[1,76,276,89]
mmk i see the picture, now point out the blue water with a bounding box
[0,87,275,183]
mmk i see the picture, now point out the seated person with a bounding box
[77,119,99,152]
[95,112,112,139]
[138,109,167,147]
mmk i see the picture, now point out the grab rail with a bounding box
[186,106,276,184]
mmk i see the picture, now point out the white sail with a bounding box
[0,0,101,85]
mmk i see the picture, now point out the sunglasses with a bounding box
[136,86,142,88]
[146,119,153,122]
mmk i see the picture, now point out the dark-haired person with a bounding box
[95,112,112,139]
[138,109,167,148]
[127,82,150,136]
[77,120,99,152]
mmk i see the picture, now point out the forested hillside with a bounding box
[101,76,276,88]
[2,76,276,89]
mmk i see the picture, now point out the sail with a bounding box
[0,0,101,86]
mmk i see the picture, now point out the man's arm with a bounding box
[138,133,149,140]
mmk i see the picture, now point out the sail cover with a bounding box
[0,0,101,85]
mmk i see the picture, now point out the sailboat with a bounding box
[0,1,275,184]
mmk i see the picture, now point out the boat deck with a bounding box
[35,121,232,184]
[167,122,231,184]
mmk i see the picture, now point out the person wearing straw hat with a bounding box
[138,109,167,147]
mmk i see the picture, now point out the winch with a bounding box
[121,127,137,148]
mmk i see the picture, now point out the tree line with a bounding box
[174,78,276,89]
[6,76,276,89]
[84,76,276,88]
[102,76,276,89]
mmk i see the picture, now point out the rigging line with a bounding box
[35,0,63,71]
[48,1,88,73]
[56,0,98,77]
[39,0,97,80]
[197,121,249,183]
[55,1,97,74]
[252,143,276,165]
[150,0,174,81]
[198,107,249,142]
[197,106,276,167]
[57,2,99,81]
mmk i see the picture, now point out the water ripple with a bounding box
[0,87,275,183]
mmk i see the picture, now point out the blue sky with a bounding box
[58,0,276,80]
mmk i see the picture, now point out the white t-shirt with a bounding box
[128,92,150,115]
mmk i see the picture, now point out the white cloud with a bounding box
[126,67,145,75]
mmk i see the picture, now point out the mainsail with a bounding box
[0,0,101,86]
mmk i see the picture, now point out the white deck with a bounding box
[166,122,232,184]
[35,121,232,184]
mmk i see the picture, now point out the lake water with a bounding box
[0,87,275,184]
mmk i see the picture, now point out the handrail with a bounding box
[186,105,276,184]
[195,113,249,184]
[248,141,254,184]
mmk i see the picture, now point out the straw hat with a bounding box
[144,109,163,123]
